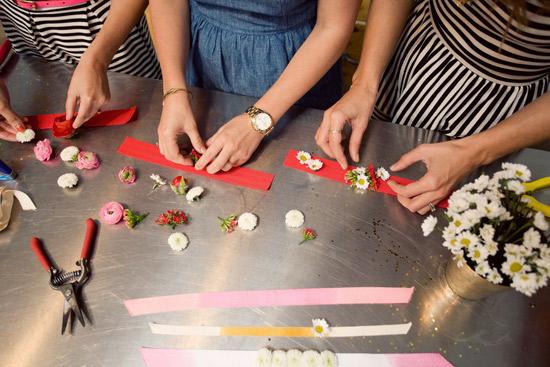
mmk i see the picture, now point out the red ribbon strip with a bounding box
[284,149,448,208]
[26,106,137,130]
[117,137,275,191]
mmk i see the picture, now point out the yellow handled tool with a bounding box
[523,177,550,217]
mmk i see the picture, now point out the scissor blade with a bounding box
[61,300,71,335]
[67,285,85,328]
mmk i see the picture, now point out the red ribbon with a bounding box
[284,150,448,208]
[26,106,137,130]
[117,137,275,191]
[0,40,12,69]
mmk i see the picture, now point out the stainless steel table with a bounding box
[1,56,549,367]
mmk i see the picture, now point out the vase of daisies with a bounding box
[422,163,549,300]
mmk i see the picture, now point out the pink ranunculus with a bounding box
[99,201,124,225]
[75,151,100,170]
[33,139,53,161]
[118,166,137,184]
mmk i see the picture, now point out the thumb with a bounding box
[186,125,206,154]
[390,146,424,172]
[65,92,77,121]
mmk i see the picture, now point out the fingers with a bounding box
[348,117,368,163]
[65,92,77,121]
[397,192,446,215]
[390,145,425,172]
[387,175,439,199]
[222,163,233,172]
[316,110,335,159]
[328,110,349,169]
[195,141,222,171]
[0,107,25,132]
[205,145,232,174]
[0,123,17,141]
[186,123,206,154]
[159,132,192,165]
[72,96,106,129]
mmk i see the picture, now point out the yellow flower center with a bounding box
[300,156,307,161]
[315,325,324,334]
[515,170,523,177]
[510,262,523,273]
[460,238,471,247]
[454,219,462,227]
[473,250,480,258]
[358,178,366,185]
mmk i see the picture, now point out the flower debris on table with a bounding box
[123,208,148,229]
[156,209,188,229]
[219,214,238,233]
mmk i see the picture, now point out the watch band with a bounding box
[245,106,274,136]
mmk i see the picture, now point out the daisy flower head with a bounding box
[375,167,390,181]
[474,260,491,277]
[487,269,504,285]
[312,318,330,337]
[479,224,496,244]
[168,232,189,251]
[296,151,312,165]
[533,211,549,231]
[421,215,438,237]
[456,231,479,249]
[355,174,370,191]
[506,179,525,195]
[501,256,528,277]
[512,272,538,296]
[238,212,258,231]
[468,245,489,263]
[502,162,531,182]
[307,158,323,171]
[453,253,466,268]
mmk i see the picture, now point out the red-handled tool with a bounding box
[30,218,98,334]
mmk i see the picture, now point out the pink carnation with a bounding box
[33,139,53,161]
[75,151,100,170]
[99,201,124,225]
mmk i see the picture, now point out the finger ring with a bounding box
[329,129,342,134]
[428,202,436,212]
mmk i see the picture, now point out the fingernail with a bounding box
[390,164,396,171]
[16,123,26,132]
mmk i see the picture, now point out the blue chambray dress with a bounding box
[186,0,342,110]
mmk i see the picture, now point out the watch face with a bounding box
[254,112,272,131]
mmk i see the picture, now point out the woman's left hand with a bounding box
[195,114,264,174]
[387,139,482,215]
[65,56,110,129]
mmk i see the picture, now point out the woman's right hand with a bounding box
[315,85,377,169]
[0,81,26,141]
[157,93,206,165]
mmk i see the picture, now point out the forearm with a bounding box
[353,0,414,92]
[256,0,360,122]
[463,92,550,166]
[149,0,190,92]
[83,0,149,68]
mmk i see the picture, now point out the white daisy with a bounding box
[448,214,469,233]
[296,151,312,165]
[421,215,437,237]
[468,245,489,263]
[456,231,479,249]
[522,228,541,248]
[486,240,498,256]
[533,211,549,231]
[60,146,80,162]
[312,318,330,337]
[320,351,337,367]
[474,261,491,276]
[15,128,35,143]
[501,256,528,277]
[480,200,506,220]
[271,350,287,367]
[453,253,466,268]
[443,238,462,254]
[502,162,531,182]
[487,269,504,285]
[256,348,272,367]
[375,167,390,181]
[286,350,303,367]
[238,212,258,231]
[186,186,205,202]
[285,209,305,228]
[448,191,470,214]
[535,258,550,277]
[302,351,322,367]
[307,159,323,171]
[57,173,78,188]
[168,232,189,251]
[355,174,370,190]
[511,272,538,296]
[506,180,525,195]
[354,167,366,175]
[479,224,495,244]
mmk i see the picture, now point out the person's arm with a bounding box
[66,0,149,128]
[150,0,206,165]
[316,0,414,169]
[0,79,26,141]
[388,92,550,215]
[195,0,361,174]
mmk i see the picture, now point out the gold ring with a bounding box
[428,202,436,212]
[329,129,342,134]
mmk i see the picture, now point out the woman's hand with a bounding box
[388,139,483,215]
[158,94,206,165]
[195,114,264,174]
[0,81,26,141]
[65,56,110,129]
[316,85,377,169]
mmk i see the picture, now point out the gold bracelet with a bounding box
[162,87,193,104]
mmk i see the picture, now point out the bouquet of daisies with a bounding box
[422,163,549,296]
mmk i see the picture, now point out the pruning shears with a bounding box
[523,177,550,217]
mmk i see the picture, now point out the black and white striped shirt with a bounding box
[0,0,161,79]
[374,0,550,137]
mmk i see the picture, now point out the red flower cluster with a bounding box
[299,227,317,245]
[188,149,202,165]
[368,164,379,191]
[155,209,188,229]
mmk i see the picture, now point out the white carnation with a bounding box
[302,350,322,367]
[238,212,258,231]
[421,215,437,237]
[168,232,189,251]
[375,167,390,181]
[15,128,35,143]
[60,146,80,162]
[286,350,302,367]
[271,350,287,367]
[186,186,204,202]
[285,209,305,228]
[533,211,548,231]
[320,351,337,367]
[256,348,272,367]
[57,173,78,188]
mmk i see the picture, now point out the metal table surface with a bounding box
[0,56,549,367]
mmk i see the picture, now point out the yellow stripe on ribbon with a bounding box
[220,326,313,337]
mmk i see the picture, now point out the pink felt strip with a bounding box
[284,149,449,208]
[116,136,275,191]
[124,287,414,316]
[26,106,137,130]
[140,348,454,367]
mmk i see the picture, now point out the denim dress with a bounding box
[186,0,342,110]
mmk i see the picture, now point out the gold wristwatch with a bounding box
[246,106,274,136]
